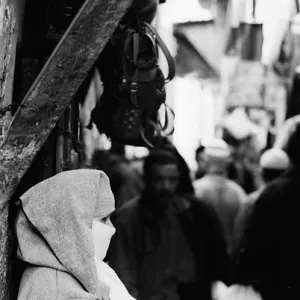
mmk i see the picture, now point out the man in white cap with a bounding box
[193,138,247,267]
[248,148,290,204]
[230,124,300,300]
[233,148,290,260]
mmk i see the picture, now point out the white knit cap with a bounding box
[260,148,290,170]
[204,138,231,161]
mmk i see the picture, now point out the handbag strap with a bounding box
[142,22,176,83]
[129,32,140,108]
[140,118,163,148]
[252,0,256,18]
[159,103,175,135]
[121,29,140,108]
[296,0,300,13]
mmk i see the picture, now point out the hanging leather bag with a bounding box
[89,10,176,148]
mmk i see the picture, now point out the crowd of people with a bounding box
[13,114,300,300]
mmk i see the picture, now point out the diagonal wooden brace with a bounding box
[0,0,132,298]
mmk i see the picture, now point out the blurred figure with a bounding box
[233,122,300,300]
[222,108,259,194]
[92,150,144,209]
[233,148,290,263]
[249,148,289,203]
[194,144,208,180]
[225,134,257,194]
[159,138,195,196]
[193,139,247,259]
[108,148,230,300]
[274,114,300,150]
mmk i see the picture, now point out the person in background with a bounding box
[15,169,134,300]
[92,149,144,209]
[248,148,289,204]
[108,147,230,300]
[233,148,290,264]
[231,122,300,300]
[224,133,257,194]
[193,139,247,265]
[221,108,259,194]
[194,144,208,180]
[160,137,195,196]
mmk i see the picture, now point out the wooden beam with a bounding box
[0,0,132,298]
[0,0,24,298]
[0,0,16,107]
[0,0,23,134]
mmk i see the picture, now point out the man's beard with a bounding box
[152,190,176,210]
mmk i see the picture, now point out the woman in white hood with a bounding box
[16,169,135,300]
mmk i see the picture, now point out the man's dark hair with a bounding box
[143,148,179,177]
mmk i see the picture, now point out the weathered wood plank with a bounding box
[0,0,17,108]
[0,0,132,299]
[0,0,24,298]
[0,0,22,132]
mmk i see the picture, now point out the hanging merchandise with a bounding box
[272,27,294,77]
[292,0,300,35]
[240,0,263,61]
[262,0,296,67]
[285,66,300,119]
[88,5,176,148]
[224,0,241,56]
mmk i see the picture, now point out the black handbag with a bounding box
[90,14,176,148]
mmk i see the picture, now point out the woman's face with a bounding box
[92,216,116,261]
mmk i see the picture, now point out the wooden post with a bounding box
[0,0,23,142]
[0,0,24,298]
[0,0,133,299]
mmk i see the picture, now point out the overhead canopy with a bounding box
[174,20,225,75]
[174,26,219,79]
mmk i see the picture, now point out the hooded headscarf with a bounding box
[16,169,115,299]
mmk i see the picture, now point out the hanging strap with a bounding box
[140,104,175,148]
[296,0,300,13]
[121,29,135,79]
[252,0,256,18]
[129,32,140,108]
[143,22,176,83]
[140,118,163,148]
[159,103,175,135]
[121,29,140,108]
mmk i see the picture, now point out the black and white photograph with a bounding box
[1,0,300,299]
